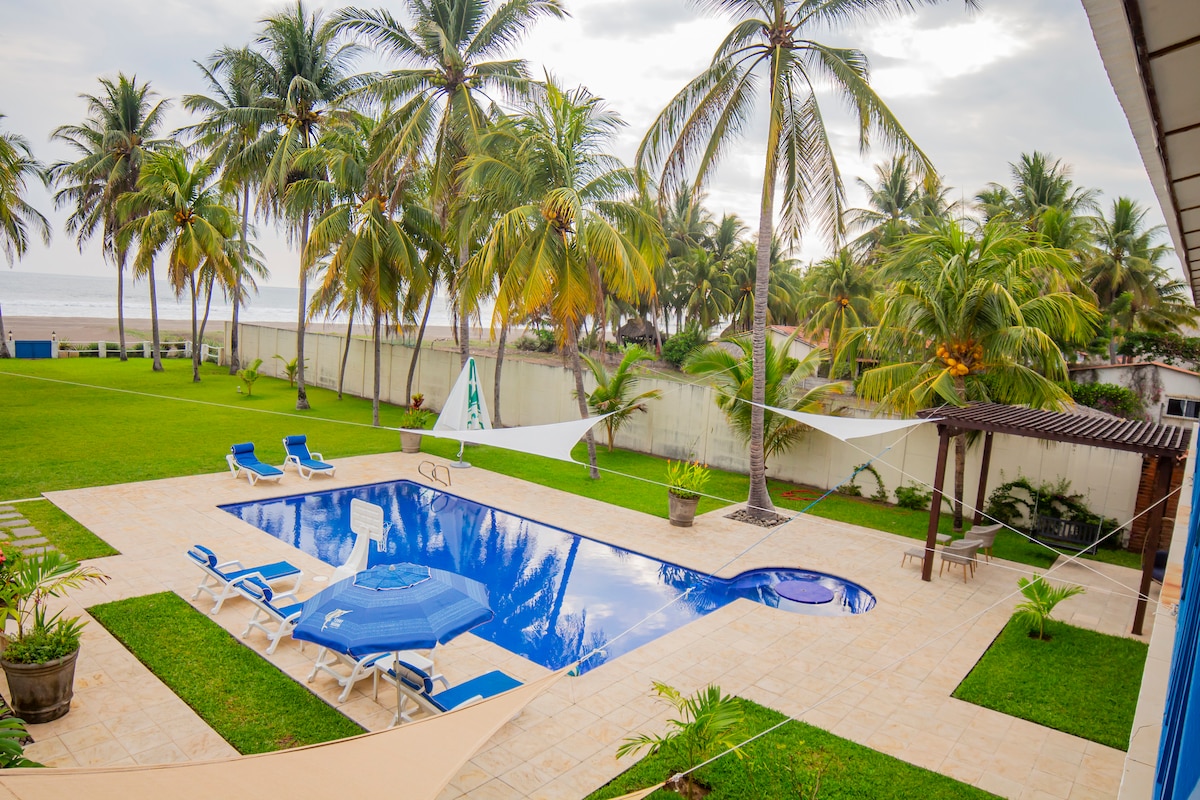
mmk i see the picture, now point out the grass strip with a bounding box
[88,592,364,753]
[953,616,1147,750]
[12,500,119,561]
[585,697,999,799]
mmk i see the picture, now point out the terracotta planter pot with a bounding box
[2,649,79,724]
[668,493,700,527]
[400,432,423,454]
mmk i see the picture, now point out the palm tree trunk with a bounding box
[198,272,214,378]
[189,272,201,383]
[338,309,354,400]
[457,243,471,368]
[372,306,381,427]
[493,321,508,427]
[405,289,435,405]
[0,302,8,358]
[295,214,311,410]
[651,296,663,355]
[148,265,163,372]
[117,254,128,360]
[568,324,600,479]
[746,106,783,518]
[230,182,250,375]
[953,433,967,531]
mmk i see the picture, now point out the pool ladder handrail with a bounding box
[419,460,451,488]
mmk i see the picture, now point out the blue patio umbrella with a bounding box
[292,563,494,659]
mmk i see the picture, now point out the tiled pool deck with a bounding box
[14,452,1161,798]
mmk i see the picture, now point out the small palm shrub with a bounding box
[1014,574,1086,640]
[237,358,264,396]
[618,682,743,795]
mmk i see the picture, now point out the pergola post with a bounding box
[973,431,994,526]
[1133,455,1177,635]
[922,424,953,582]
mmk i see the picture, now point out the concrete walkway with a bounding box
[13,453,1161,798]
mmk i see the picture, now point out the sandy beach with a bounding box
[4,316,486,347]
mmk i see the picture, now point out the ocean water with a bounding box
[0,270,464,326]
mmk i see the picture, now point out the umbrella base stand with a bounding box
[449,442,472,469]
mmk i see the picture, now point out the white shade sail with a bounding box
[402,413,616,464]
[435,356,492,432]
[756,404,936,442]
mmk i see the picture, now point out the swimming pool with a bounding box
[220,480,874,672]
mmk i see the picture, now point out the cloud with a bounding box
[577,0,697,39]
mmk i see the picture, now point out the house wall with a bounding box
[1072,363,1200,426]
[230,322,1144,529]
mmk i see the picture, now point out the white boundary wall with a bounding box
[229,322,1144,525]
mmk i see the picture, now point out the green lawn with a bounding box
[9,499,119,561]
[586,696,1000,799]
[88,592,364,753]
[0,359,404,499]
[953,616,1147,750]
[0,359,1141,571]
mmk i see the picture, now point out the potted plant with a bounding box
[666,460,710,527]
[0,550,108,723]
[399,396,433,454]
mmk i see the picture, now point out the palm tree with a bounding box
[677,246,733,331]
[976,151,1098,235]
[181,50,275,374]
[1077,197,1198,360]
[847,217,1101,528]
[464,79,662,478]
[293,113,429,426]
[50,74,169,360]
[117,148,235,380]
[638,0,962,518]
[797,248,875,374]
[580,344,663,451]
[222,1,367,409]
[0,115,50,358]
[684,334,843,468]
[847,155,955,258]
[725,239,804,333]
[333,0,567,369]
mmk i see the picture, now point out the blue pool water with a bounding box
[220,480,874,672]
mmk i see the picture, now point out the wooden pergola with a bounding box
[915,403,1192,635]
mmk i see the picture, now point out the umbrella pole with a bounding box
[450,440,471,469]
[393,653,403,726]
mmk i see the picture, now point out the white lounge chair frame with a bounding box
[187,546,302,614]
[306,647,445,704]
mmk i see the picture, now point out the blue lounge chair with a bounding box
[378,660,522,723]
[282,435,336,479]
[227,442,284,486]
[234,575,304,655]
[187,544,302,614]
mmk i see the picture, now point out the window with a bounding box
[1166,397,1200,419]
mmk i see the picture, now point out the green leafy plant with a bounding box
[842,463,887,502]
[399,407,433,429]
[666,460,710,500]
[985,475,1123,548]
[617,682,743,796]
[662,325,706,367]
[894,484,933,510]
[236,358,264,396]
[0,712,40,769]
[0,551,108,664]
[1066,381,1146,420]
[515,329,556,353]
[1014,574,1086,641]
[581,345,663,451]
[273,354,307,388]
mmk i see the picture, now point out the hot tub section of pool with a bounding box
[221,480,874,671]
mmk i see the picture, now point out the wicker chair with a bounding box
[939,539,982,582]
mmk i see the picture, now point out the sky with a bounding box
[0,0,1168,289]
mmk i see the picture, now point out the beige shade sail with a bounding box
[607,784,665,799]
[0,669,567,800]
